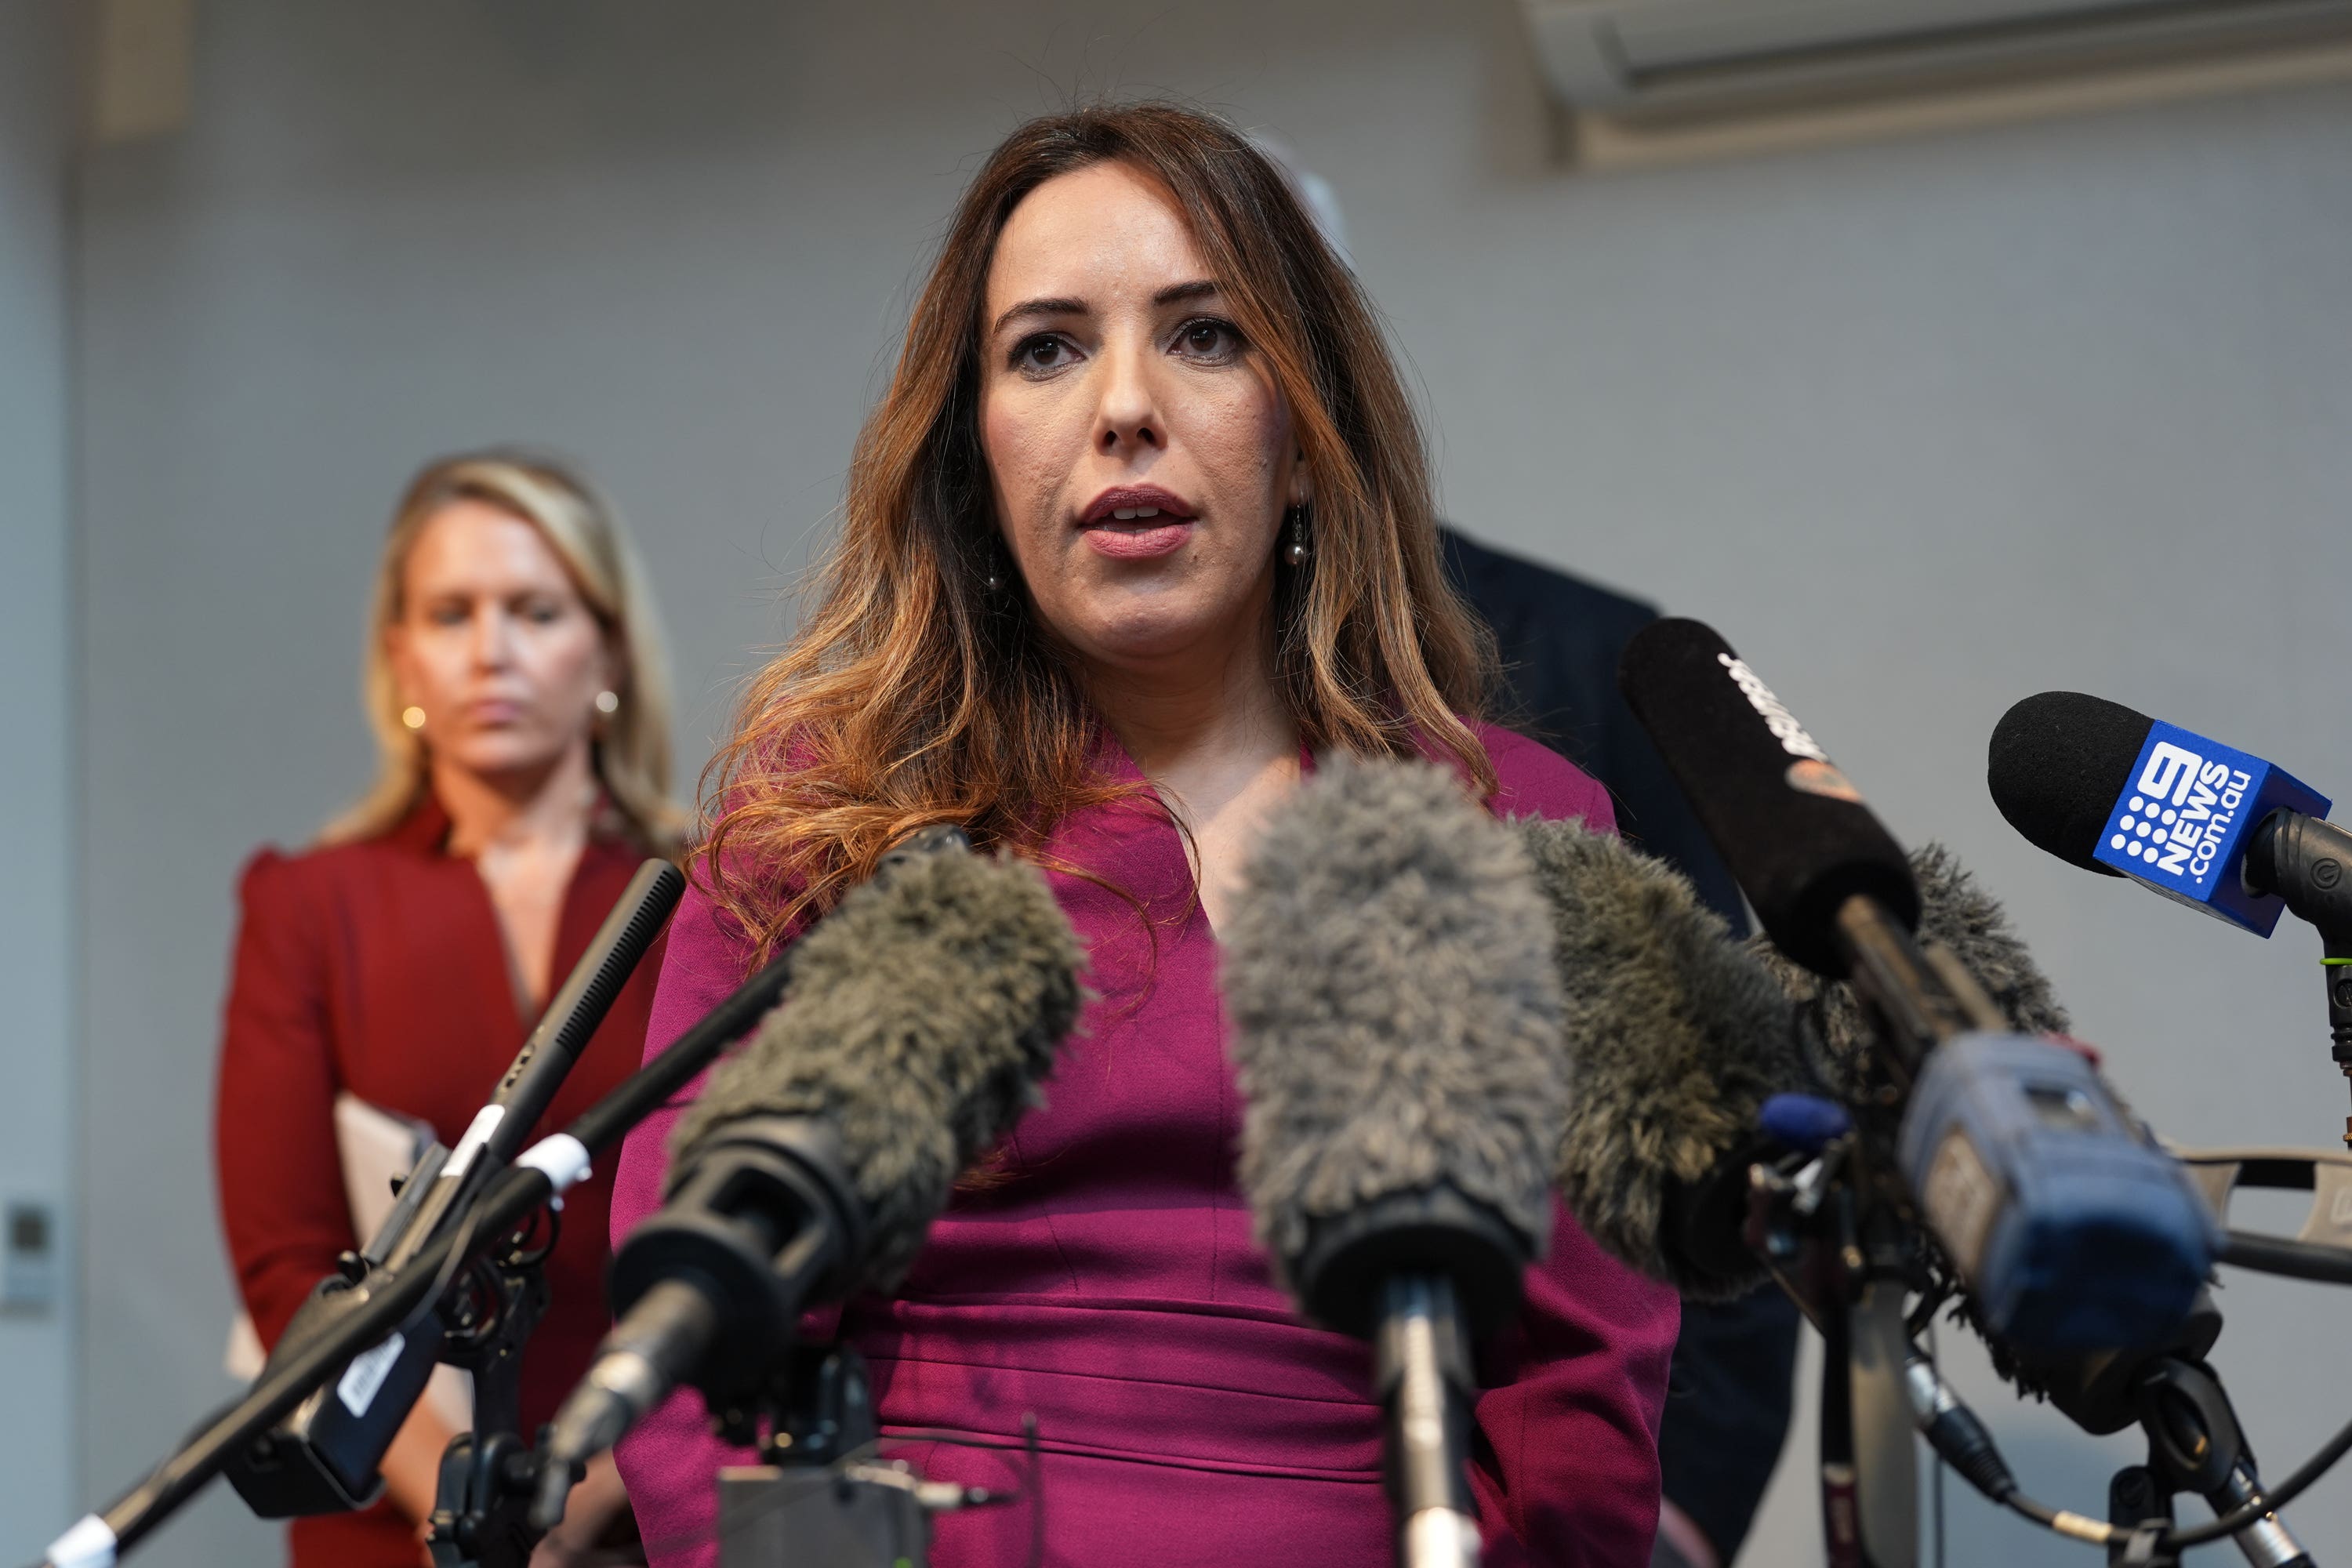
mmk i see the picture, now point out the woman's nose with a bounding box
[1094,339,1163,458]
[470,607,516,667]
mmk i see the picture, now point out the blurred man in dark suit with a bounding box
[1443,525,1800,1568]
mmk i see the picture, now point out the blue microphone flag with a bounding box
[2092,720,2329,937]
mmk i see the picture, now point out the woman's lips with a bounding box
[1082,519,1195,559]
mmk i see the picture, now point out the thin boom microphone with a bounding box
[219,858,686,1521]
[56,886,803,1566]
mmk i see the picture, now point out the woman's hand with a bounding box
[528,1450,632,1567]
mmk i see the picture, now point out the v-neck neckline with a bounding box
[1086,725,1320,942]
[396,793,600,1027]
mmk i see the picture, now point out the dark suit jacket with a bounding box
[1442,526,1798,1564]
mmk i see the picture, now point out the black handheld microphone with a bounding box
[1221,756,1566,1568]
[533,829,1083,1524]
[1990,692,2352,1131]
[220,858,684,1520]
[1987,691,2334,935]
[1616,619,1918,980]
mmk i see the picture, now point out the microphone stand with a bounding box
[1755,893,2014,1568]
[423,1217,557,1568]
[1756,1130,1919,1568]
[1374,1275,1481,1568]
[42,929,797,1568]
[2243,812,2352,1148]
[712,1342,1006,1568]
[2106,1357,2312,1568]
[205,860,681,1568]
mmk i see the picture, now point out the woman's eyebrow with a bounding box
[990,280,1222,337]
[991,296,1087,336]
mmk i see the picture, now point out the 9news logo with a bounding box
[2107,740,2250,888]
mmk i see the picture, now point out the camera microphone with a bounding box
[1222,756,1565,1568]
[533,829,1083,1526]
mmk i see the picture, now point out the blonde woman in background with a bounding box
[215,450,684,1566]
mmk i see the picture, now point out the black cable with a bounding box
[1927,1321,1944,1568]
[1902,1332,2352,1553]
[2164,1404,2352,1548]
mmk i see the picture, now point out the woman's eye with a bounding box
[1012,334,1074,374]
[522,599,564,623]
[1173,318,1243,362]
[427,603,470,626]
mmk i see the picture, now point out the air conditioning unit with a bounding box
[1523,0,2352,159]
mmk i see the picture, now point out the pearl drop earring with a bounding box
[1283,504,1312,568]
[594,689,620,716]
[401,706,426,731]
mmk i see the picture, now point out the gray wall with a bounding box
[1,0,79,1559]
[67,2,2352,1563]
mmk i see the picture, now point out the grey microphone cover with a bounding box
[671,846,1085,1290]
[1520,816,1809,1298]
[1221,755,1567,1296]
[1751,843,2071,1099]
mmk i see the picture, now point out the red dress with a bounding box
[214,797,667,1567]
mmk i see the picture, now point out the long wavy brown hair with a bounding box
[702,103,1494,956]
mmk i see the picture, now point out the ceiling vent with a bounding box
[1522,0,2352,164]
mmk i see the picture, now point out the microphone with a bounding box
[1515,815,1811,1300]
[533,829,1083,1523]
[1615,618,1917,978]
[1987,691,2333,937]
[220,858,684,1519]
[1750,844,2073,1102]
[1617,620,2215,1354]
[1989,692,2352,1134]
[1221,755,1565,1568]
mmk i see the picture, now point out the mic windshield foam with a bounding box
[673,847,1085,1290]
[1519,818,1808,1298]
[1221,756,1566,1323]
[1751,844,2071,1100]
[1987,691,2151,877]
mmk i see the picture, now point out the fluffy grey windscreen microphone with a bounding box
[670,846,1086,1290]
[1518,816,1810,1300]
[1219,754,1567,1294]
[1749,842,2071,1099]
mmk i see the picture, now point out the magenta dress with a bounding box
[609,724,1679,1566]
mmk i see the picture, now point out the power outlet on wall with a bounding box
[2,1197,60,1314]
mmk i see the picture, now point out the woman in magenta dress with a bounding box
[216,451,684,1566]
[612,105,1678,1566]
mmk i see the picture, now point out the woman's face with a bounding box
[978,160,1307,677]
[387,499,612,786]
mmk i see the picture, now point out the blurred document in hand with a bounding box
[223,1092,473,1430]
